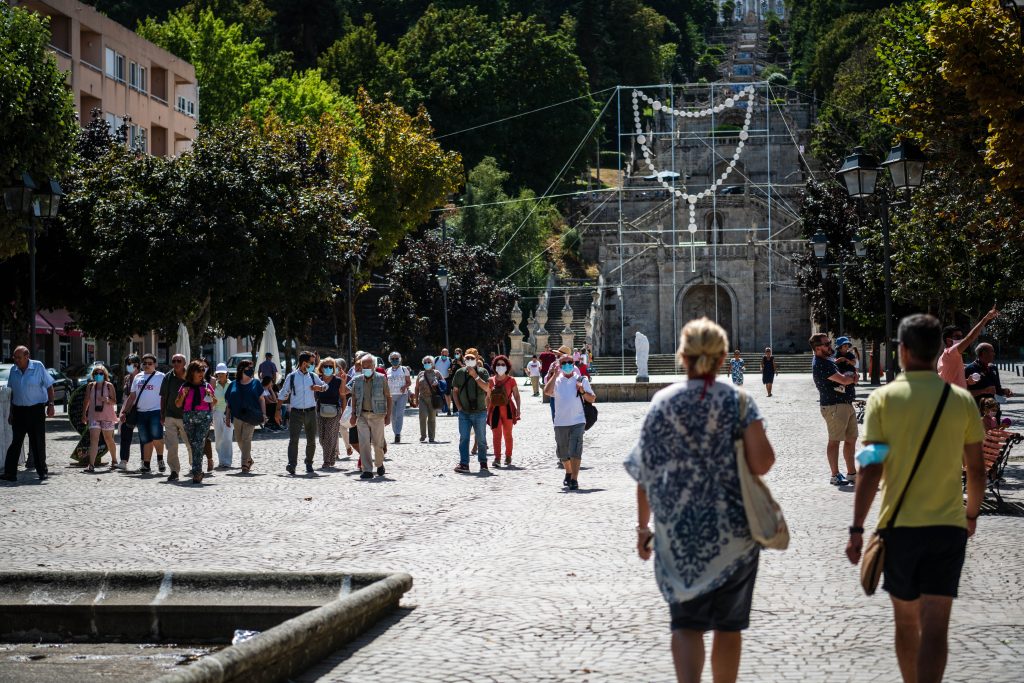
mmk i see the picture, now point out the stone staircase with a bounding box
[589,353,814,376]
[546,285,597,351]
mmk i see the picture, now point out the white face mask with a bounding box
[465,359,477,368]
[495,366,507,375]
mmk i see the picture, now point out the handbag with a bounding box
[319,404,339,418]
[125,373,155,428]
[735,390,789,550]
[578,390,598,430]
[861,383,951,595]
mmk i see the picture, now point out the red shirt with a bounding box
[539,351,557,376]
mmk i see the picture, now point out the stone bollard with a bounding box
[560,292,575,352]
[533,301,550,357]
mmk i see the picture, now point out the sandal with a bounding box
[83,465,95,474]
[241,459,253,473]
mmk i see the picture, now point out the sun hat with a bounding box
[558,345,571,355]
[835,336,851,348]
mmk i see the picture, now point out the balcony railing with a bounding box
[81,59,102,74]
[48,44,72,58]
[151,94,168,105]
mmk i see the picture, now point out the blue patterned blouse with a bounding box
[625,380,763,604]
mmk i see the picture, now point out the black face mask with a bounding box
[244,368,255,378]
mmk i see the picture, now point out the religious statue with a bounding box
[635,330,650,382]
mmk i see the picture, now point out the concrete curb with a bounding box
[150,571,413,683]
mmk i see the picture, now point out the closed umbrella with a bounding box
[257,318,279,380]
[176,322,191,359]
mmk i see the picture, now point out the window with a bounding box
[128,124,148,153]
[129,62,147,92]
[105,47,125,81]
[104,112,124,135]
[176,95,196,118]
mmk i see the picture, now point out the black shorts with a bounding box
[881,526,967,601]
[669,553,759,632]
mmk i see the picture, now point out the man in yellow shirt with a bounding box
[846,314,985,683]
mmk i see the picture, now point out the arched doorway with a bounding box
[680,284,734,348]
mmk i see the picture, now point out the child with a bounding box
[981,397,1000,432]
[834,336,858,398]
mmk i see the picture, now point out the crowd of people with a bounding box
[2,342,597,490]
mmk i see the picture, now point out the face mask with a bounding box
[93,373,104,382]
[244,368,255,378]
[362,368,374,378]
[440,355,447,360]
[126,364,136,374]
[454,354,461,359]
[495,366,507,375]
[391,359,400,366]
[465,359,477,368]
[561,363,575,374]
[323,367,334,376]
[424,363,433,370]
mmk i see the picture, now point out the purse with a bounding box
[578,389,598,430]
[319,404,339,418]
[860,383,950,595]
[735,390,789,550]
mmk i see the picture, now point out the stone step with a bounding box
[589,353,814,375]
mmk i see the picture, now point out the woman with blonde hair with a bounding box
[81,364,118,473]
[626,317,776,683]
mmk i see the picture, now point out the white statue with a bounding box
[635,330,650,381]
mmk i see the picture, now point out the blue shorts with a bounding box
[136,410,163,445]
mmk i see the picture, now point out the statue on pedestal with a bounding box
[635,330,650,382]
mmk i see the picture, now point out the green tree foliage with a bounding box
[246,69,356,124]
[318,16,408,100]
[395,8,597,192]
[84,1,186,28]
[353,91,464,267]
[0,4,78,258]
[378,232,520,354]
[451,157,560,290]
[138,8,273,124]
[52,112,373,351]
[265,0,346,69]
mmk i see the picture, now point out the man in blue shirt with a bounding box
[810,334,858,487]
[3,346,55,482]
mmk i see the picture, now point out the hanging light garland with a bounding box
[632,85,757,233]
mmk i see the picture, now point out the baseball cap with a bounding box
[215,362,228,374]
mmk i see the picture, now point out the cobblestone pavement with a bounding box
[2,374,1023,682]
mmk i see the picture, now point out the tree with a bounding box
[138,8,273,124]
[395,8,597,192]
[265,0,346,70]
[246,69,356,124]
[451,157,561,290]
[353,90,463,267]
[318,16,408,100]
[378,232,520,354]
[0,3,78,258]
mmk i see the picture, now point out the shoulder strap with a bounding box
[887,383,952,530]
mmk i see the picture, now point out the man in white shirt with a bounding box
[544,354,596,490]
[277,351,326,475]
[118,354,168,477]
[434,348,453,415]
[526,355,542,397]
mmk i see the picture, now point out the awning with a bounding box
[35,313,54,336]
[39,309,82,337]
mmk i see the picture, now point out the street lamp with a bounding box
[837,140,927,383]
[436,265,450,351]
[811,228,863,334]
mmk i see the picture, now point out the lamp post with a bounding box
[4,172,63,358]
[437,266,450,351]
[836,141,926,383]
[811,228,866,334]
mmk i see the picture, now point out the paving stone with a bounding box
[1,374,1022,682]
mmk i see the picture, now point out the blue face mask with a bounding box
[424,363,433,370]
[561,363,575,374]
[454,354,460,359]
[323,367,335,376]
[126,364,136,374]
[93,373,104,382]
[362,368,374,378]
[391,358,400,366]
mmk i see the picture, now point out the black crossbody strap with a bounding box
[887,383,951,530]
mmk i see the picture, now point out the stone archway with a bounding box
[680,284,735,349]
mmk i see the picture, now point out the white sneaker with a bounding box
[116,461,127,471]
[845,472,857,484]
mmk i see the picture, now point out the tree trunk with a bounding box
[870,337,882,386]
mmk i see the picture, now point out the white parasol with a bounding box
[257,318,280,379]
[175,322,191,359]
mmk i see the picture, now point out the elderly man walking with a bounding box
[452,349,491,474]
[160,354,190,478]
[278,351,326,475]
[348,354,392,479]
[2,346,55,482]
[847,314,985,683]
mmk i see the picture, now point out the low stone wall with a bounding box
[590,382,672,402]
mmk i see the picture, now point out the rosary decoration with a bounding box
[632,85,757,234]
